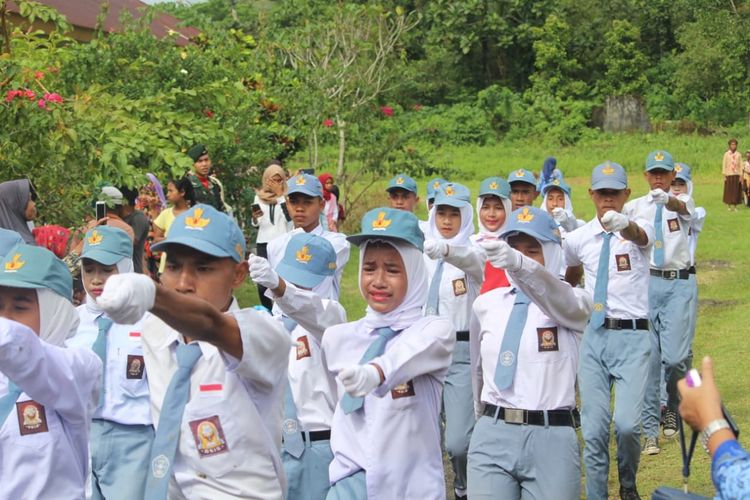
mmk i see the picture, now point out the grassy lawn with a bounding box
[237,132,748,498]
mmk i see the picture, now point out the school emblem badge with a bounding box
[444,185,455,196]
[674,165,683,173]
[500,350,514,367]
[283,418,298,435]
[667,218,680,233]
[296,335,311,360]
[152,454,170,478]
[537,327,559,352]
[16,401,48,435]
[654,152,665,161]
[396,177,405,185]
[189,415,229,457]
[4,253,25,272]
[601,163,615,175]
[655,240,663,249]
[185,208,210,230]
[616,254,631,272]
[295,175,306,185]
[514,169,525,178]
[517,207,534,223]
[126,355,145,379]
[593,303,604,312]
[372,211,392,230]
[295,245,313,264]
[432,181,441,190]
[489,181,498,190]
[391,380,416,399]
[328,261,337,270]
[87,230,104,246]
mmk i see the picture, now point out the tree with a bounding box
[600,20,649,97]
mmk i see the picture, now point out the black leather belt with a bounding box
[650,268,690,280]
[482,404,580,428]
[604,318,649,331]
[284,430,331,444]
[688,265,696,275]
[456,330,470,342]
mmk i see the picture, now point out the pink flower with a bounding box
[380,105,394,117]
[34,71,45,80]
[323,118,334,127]
[37,99,46,109]
[24,89,36,100]
[44,92,63,104]
[5,90,21,102]
[203,109,214,118]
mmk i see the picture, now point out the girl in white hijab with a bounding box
[322,207,454,500]
[539,178,584,277]
[471,176,514,294]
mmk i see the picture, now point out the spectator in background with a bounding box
[112,186,149,274]
[722,138,742,211]
[318,172,339,232]
[0,178,37,244]
[153,176,195,274]
[185,144,229,213]
[251,163,293,310]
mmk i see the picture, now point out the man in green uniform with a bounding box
[186,144,228,213]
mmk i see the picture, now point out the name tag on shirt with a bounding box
[16,401,49,436]
[667,218,680,233]
[198,384,224,399]
[391,380,416,399]
[616,254,631,272]
[452,278,467,296]
[189,415,229,457]
[537,327,559,352]
[128,332,141,342]
[296,336,311,360]
[126,355,145,379]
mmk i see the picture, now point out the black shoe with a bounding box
[619,485,641,500]
[663,408,678,438]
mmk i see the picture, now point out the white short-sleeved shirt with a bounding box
[564,216,654,319]
[623,193,694,270]
[141,304,290,500]
[322,316,454,500]
[0,318,101,500]
[69,304,151,425]
[267,225,350,301]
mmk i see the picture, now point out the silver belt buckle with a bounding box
[504,408,525,425]
[667,270,677,279]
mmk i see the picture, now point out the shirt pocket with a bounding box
[10,400,59,453]
[384,379,419,412]
[180,399,244,477]
[120,345,149,399]
[523,323,568,365]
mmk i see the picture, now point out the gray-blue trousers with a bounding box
[443,340,474,492]
[283,438,334,500]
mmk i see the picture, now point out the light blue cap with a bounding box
[0,244,72,300]
[287,174,323,198]
[386,174,418,194]
[426,178,447,200]
[151,204,246,262]
[434,182,471,208]
[277,233,337,289]
[645,150,674,172]
[674,162,692,182]
[591,161,628,190]
[507,168,537,186]
[80,226,132,265]
[541,177,572,196]
[0,229,23,259]
[500,207,561,244]
[479,177,510,199]
[347,207,424,251]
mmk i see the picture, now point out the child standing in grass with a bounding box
[152,176,195,274]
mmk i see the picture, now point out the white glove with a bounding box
[600,210,630,233]
[552,207,578,232]
[423,239,448,260]
[338,364,381,397]
[97,273,156,324]
[649,188,670,205]
[481,240,522,272]
[247,254,280,289]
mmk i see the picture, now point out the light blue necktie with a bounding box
[283,381,305,458]
[590,232,612,328]
[425,260,444,315]
[145,343,202,500]
[653,203,665,267]
[340,327,398,414]
[493,290,531,390]
[0,381,23,425]
[93,316,113,408]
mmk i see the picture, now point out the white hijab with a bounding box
[359,239,427,331]
[38,288,79,347]
[540,189,574,213]
[475,195,512,240]
[83,256,134,316]
[504,237,563,290]
[428,203,474,246]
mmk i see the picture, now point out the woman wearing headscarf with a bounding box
[252,163,293,309]
[318,173,339,232]
[470,177,513,294]
[0,179,37,244]
[539,178,584,278]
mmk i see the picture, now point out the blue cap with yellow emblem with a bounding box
[645,150,674,172]
[426,177,447,200]
[507,168,537,187]
[386,174,417,195]
[80,226,132,265]
[591,161,628,191]
[347,207,424,251]
[0,244,72,300]
[674,162,692,182]
[500,207,561,244]
[479,177,511,199]
[277,233,337,289]
[541,177,572,196]
[434,182,471,208]
[287,173,323,198]
[0,228,23,260]
[151,204,246,262]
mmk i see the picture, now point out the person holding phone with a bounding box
[252,162,293,309]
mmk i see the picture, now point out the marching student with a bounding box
[248,233,346,500]
[469,177,512,293]
[67,226,153,499]
[468,207,592,499]
[0,244,102,499]
[507,169,539,211]
[540,178,584,277]
[425,177,448,213]
[322,207,455,499]
[96,203,289,499]
[385,174,420,214]
[622,150,695,454]
[423,183,484,500]
[563,161,654,500]
[267,173,350,301]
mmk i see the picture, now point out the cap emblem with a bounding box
[489,181,498,189]
[372,211,392,230]
[295,245,313,264]
[396,177,405,185]
[517,207,534,223]
[295,175,306,185]
[185,208,210,230]
[87,230,104,246]
[4,253,25,272]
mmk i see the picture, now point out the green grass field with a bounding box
[237,132,749,498]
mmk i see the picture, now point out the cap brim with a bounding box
[78,249,124,266]
[152,237,239,261]
[347,233,420,250]
[0,277,41,291]
[501,228,560,244]
[276,261,328,288]
[479,191,509,199]
[591,180,627,190]
[509,179,536,186]
[386,186,416,193]
[434,198,470,208]
[646,164,674,172]
[287,187,322,198]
